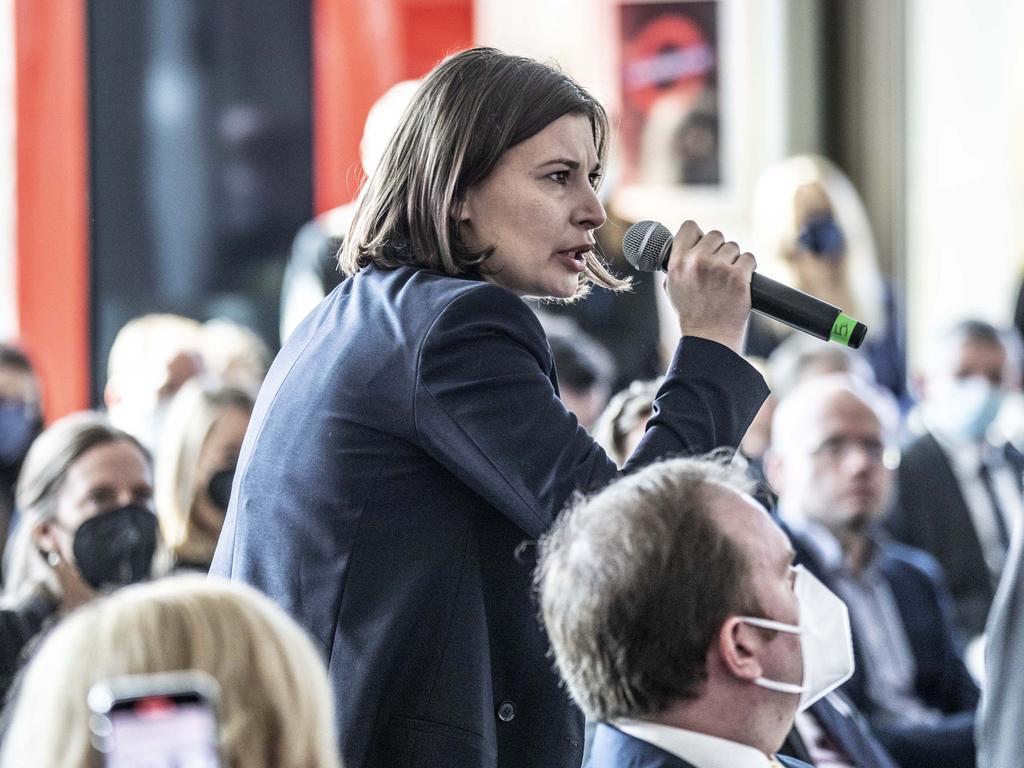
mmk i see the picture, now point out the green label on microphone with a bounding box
[830,313,856,346]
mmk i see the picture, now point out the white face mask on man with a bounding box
[735,565,854,711]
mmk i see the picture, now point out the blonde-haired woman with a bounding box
[0,575,341,768]
[0,412,159,702]
[155,380,253,572]
[747,154,908,406]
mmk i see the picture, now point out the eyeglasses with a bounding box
[810,436,901,469]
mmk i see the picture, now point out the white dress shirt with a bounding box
[612,719,777,768]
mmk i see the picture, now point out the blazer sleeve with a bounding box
[413,284,768,539]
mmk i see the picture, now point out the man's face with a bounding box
[713,487,803,732]
[948,338,1008,389]
[771,390,892,533]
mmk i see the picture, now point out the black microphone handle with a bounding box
[750,272,866,349]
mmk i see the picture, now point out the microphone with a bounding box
[622,220,867,349]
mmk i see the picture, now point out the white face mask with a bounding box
[735,565,855,711]
[927,375,1003,442]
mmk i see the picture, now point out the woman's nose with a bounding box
[575,184,606,231]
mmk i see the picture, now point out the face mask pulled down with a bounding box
[736,565,854,711]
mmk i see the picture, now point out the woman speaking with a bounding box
[211,47,768,768]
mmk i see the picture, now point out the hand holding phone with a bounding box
[88,671,222,768]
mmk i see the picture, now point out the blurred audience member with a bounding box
[0,575,341,768]
[199,318,271,397]
[0,413,159,703]
[767,375,978,768]
[590,378,661,467]
[768,334,877,401]
[539,456,833,768]
[280,80,419,343]
[0,345,43,558]
[155,380,254,573]
[748,155,908,407]
[104,313,204,453]
[888,320,1024,638]
[539,316,615,429]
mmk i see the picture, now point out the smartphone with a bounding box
[87,671,222,768]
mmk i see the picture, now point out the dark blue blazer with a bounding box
[888,431,1024,637]
[210,265,768,768]
[586,723,811,768]
[790,533,979,768]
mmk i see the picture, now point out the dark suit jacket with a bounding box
[790,533,979,768]
[888,431,1024,637]
[210,265,768,768]
[585,723,811,768]
[778,693,898,768]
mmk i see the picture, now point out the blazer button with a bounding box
[497,701,516,722]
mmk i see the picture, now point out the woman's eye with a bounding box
[548,170,569,184]
[589,173,603,190]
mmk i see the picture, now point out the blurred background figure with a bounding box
[888,320,1024,640]
[199,318,272,398]
[591,378,661,467]
[280,80,420,343]
[103,314,205,454]
[748,154,908,409]
[0,413,159,704]
[767,375,978,768]
[0,345,44,559]
[538,315,615,430]
[155,380,254,574]
[0,575,341,768]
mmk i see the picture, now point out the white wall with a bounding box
[906,0,1024,365]
[0,0,15,341]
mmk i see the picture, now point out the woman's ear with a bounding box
[456,186,478,224]
[717,616,765,683]
[31,520,59,558]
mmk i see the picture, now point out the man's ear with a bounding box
[717,617,765,683]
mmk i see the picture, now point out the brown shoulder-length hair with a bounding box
[340,47,629,296]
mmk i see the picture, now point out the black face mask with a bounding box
[72,504,159,590]
[206,467,236,512]
[796,215,845,261]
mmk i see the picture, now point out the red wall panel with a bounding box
[15,0,91,420]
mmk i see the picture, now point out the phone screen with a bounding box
[102,694,220,768]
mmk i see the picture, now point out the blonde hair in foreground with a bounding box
[0,576,341,768]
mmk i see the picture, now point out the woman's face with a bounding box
[39,439,154,564]
[192,405,250,535]
[459,113,607,299]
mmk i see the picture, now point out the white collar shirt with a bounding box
[612,719,776,768]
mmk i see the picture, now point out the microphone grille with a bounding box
[622,221,672,272]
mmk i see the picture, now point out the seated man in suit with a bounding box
[887,319,1024,639]
[538,456,855,768]
[765,374,979,768]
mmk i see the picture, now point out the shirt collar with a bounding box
[612,719,775,768]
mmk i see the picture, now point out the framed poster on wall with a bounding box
[619,1,720,187]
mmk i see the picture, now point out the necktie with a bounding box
[979,460,1011,549]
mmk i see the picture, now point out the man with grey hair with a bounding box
[766,374,979,768]
[538,456,849,768]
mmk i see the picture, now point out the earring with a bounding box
[46,550,62,567]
